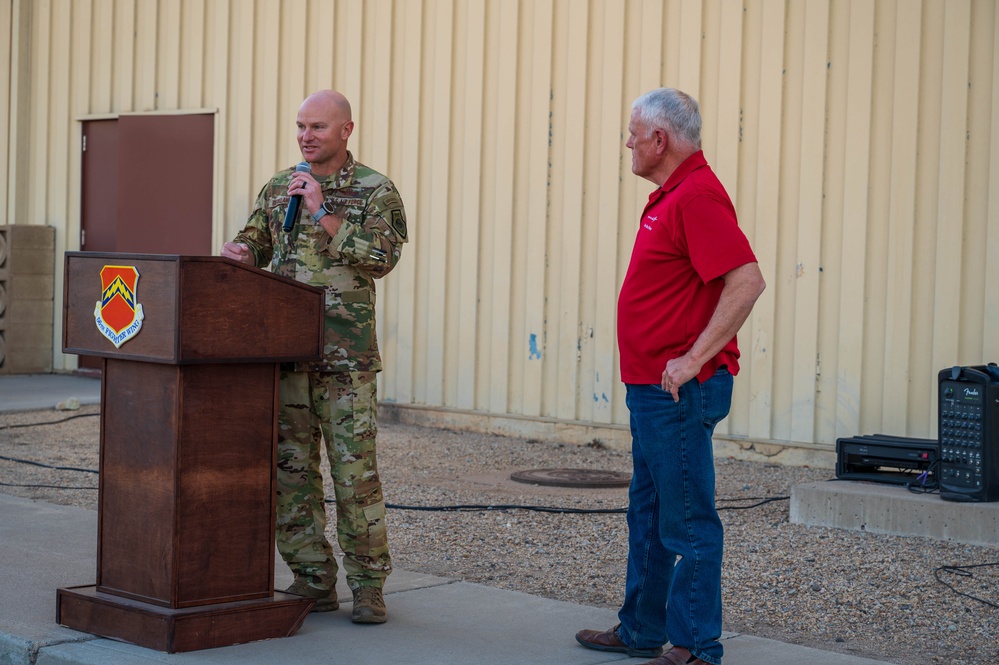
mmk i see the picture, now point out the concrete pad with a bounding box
[0,493,457,664]
[33,584,630,665]
[0,496,99,641]
[790,480,999,547]
[0,496,101,665]
[0,374,101,412]
[719,635,894,665]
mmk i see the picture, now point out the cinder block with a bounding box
[0,224,54,249]
[790,480,999,547]
[3,276,55,302]
[7,247,55,275]
[0,225,56,374]
[6,299,54,324]
[0,326,53,371]
[0,225,56,273]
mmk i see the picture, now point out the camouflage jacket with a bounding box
[234,152,408,373]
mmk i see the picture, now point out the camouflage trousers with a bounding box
[275,370,391,591]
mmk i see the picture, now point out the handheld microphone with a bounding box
[282,162,312,233]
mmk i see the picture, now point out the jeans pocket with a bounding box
[699,370,733,428]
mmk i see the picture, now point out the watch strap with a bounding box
[311,205,329,224]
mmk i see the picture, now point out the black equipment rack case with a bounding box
[835,434,938,486]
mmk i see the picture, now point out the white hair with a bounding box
[632,88,701,151]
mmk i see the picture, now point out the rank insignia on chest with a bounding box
[93,265,145,348]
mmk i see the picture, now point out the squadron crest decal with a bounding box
[93,265,144,347]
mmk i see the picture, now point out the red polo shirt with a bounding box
[617,151,757,385]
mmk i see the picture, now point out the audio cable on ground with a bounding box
[0,412,100,430]
[933,562,999,609]
[0,454,99,490]
[0,452,789,512]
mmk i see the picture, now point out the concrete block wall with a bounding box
[0,225,56,374]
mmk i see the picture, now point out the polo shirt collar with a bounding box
[657,150,707,196]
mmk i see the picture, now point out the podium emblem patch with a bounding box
[93,265,144,348]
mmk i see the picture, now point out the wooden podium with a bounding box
[56,253,324,652]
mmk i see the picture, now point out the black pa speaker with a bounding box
[938,363,999,502]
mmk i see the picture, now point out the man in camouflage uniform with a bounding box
[221,90,407,623]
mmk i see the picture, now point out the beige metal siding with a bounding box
[1,1,10,224]
[3,0,998,453]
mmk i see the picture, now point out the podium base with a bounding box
[56,585,315,653]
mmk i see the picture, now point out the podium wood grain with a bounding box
[58,253,323,652]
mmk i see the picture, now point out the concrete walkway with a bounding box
[0,373,893,665]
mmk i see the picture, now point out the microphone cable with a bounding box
[0,452,789,512]
[0,412,99,430]
[0,418,789,511]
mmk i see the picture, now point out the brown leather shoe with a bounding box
[643,645,710,665]
[575,623,663,658]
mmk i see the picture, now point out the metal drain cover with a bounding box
[510,468,631,488]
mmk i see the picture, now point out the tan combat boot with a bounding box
[285,578,339,612]
[350,586,387,624]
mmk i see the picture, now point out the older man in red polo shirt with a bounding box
[575,88,765,665]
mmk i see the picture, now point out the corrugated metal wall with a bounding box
[3,0,998,453]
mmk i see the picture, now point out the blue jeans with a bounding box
[617,369,733,665]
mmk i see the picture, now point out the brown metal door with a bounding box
[78,114,214,371]
[81,114,214,255]
[116,114,214,255]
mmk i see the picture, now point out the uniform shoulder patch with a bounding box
[390,209,408,240]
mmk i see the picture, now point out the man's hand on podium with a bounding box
[221,242,254,265]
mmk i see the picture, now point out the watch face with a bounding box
[322,200,336,215]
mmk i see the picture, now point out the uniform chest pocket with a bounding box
[340,289,372,304]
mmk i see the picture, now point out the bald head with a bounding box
[302,90,352,122]
[297,90,354,176]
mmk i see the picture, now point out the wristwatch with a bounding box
[312,199,338,224]
[311,205,329,224]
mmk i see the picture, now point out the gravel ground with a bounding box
[1,405,997,664]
